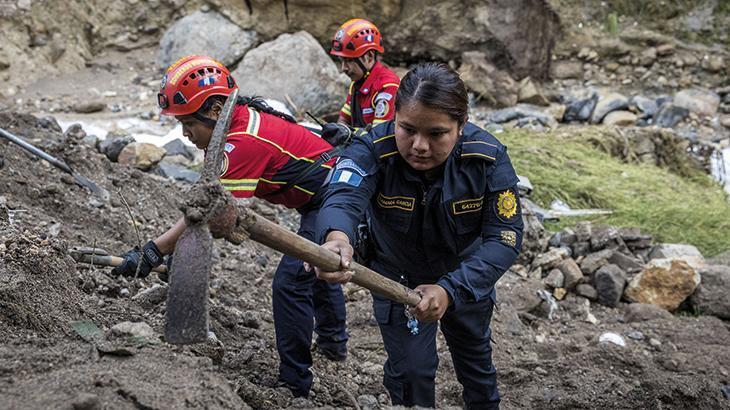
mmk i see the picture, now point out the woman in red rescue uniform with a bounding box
[111,55,347,398]
[331,18,400,128]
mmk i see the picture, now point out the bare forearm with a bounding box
[152,217,186,255]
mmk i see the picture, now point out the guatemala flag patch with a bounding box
[331,169,363,187]
[330,158,367,187]
[198,76,216,87]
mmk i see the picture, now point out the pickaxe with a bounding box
[165,90,421,344]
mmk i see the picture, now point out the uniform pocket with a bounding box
[372,294,392,325]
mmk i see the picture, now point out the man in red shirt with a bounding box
[330,18,400,128]
[113,56,347,398]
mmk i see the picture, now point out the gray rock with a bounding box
[619,227,653,251]
[581,249,616,275]
[64,123,87,141]
[674,88,721,117]
[155,160,200,184]
[99,134,135,162]
[71,392,101,410]
[543,269,564,288]
[629,95,658,119]
[576,284,598,300]
[517,76,550,106]
[532,247,569,271]
[232,31,348,116]
[689,265,730,319]
[37,116,62,132]
[590,225,625,251]
[649,243,705,270]
[623,303,672,322]
[626,330,645,340]
[81,134,99,148]
[591,92,629,124]
[162,138,195,161]
[488,104,555,127]
[551,60,583,79]
[655,104,689,128]
[571,241,591,258]
[111,321,156,340]
[608,252,644,274]
[602,111,637,126]
[459,51,518,107]
[722,384,730,400]
[157,11,258,68]
[594,264,627,307]
[563,93,598,122]
[649,338,662,347]
[558,258,584,290]
[357,394,379,410]
[72,101,105,114]
[132,284,168,310]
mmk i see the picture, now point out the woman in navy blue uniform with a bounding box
[311,62,524,409]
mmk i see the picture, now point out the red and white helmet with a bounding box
[330,18,384,59]
[157,55,237,116]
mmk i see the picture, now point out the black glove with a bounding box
[111,240,164,278]
[320,123,353,147]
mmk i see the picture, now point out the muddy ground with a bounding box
[0,49,729,409]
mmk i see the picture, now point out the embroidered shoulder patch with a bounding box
[375,92,393,102]
[374,99,389,118]
[376,193,415,212]
[335,159,367,176]
[495,189,518,222]
[500,231,517,247]
[224,143,235,153]
[452,196,484,215]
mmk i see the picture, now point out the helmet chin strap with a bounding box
[355,54,374,80]
[191,112,219,128]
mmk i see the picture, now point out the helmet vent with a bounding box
[346,42,355,51]
[173,91,188,105]
[182,80,189,86]
[189,73,196,79]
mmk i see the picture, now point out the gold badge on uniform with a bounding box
[500,231,517,247]
[496,190,518,221]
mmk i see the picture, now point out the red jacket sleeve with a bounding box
[219,136,273,199]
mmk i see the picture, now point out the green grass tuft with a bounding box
[498,128,730,257]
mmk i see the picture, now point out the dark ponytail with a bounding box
[395,62,468,126]
[198,94,297,124]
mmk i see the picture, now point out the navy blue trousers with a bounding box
[271,209,348,397]
[372,289,500,409]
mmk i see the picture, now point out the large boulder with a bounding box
[649,243,705,270]
[689,265,730,319]
[232,31,348,116]
[673,88,721,117]
[157,11,259,69]
[623,259,700,311]
[591,92,629,124]
[459,51,518,107]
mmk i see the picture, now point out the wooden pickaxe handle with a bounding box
[222,206,422,307]
[70,248,168,274]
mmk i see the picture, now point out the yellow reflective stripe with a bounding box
[341,105,351,116]
[223,185,257,192]
[259,177,286,185]
[379,151,398,159]
[220,178,259,184]
[220,178,259,191]
[246,107,261,136]
[381,82,399,89]
[293,185,315,195]
[461,152,496,160]
[373,134,394,143]
[372,119,388,124]
[463,141,498,148]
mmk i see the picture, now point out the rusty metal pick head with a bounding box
[165,89,238,345]
[202,88,239,181]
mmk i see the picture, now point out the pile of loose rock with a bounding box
[513,220,730,320]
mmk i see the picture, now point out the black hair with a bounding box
[395,62,469,125]
[198,94,297,124]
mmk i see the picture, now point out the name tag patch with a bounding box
[377,192,415,212]
[452,196,484,215]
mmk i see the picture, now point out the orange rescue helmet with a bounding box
[157,55,237,116]
[330,18,384,59]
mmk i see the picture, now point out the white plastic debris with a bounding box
[599,332,626,347]
[537,289,559,320]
